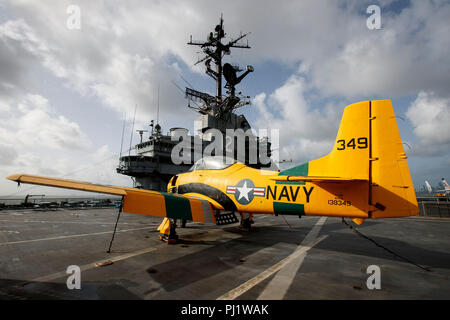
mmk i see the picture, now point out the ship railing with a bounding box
[417,198,450,218]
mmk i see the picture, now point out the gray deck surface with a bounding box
[0,208,449,299]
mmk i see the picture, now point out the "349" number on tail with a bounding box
[336,137,368,150]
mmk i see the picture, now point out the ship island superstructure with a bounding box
[117,16,272,191]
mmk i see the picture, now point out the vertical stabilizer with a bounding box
[280,100,419,218]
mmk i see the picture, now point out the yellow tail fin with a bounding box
[288,100,418,218]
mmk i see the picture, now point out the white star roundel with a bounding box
[226,179,265,205]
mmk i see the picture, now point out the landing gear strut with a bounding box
[157,218,179,244]
[239,213,254,231]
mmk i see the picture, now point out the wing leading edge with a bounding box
[6,174,215,224]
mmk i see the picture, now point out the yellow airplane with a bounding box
[7,100,419,241]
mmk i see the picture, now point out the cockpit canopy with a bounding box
[188,156,237,171]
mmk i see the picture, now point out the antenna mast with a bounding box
[119,113,126,158]
[186,14,253,118]
[128,104,137,156]
[157,85,160,125]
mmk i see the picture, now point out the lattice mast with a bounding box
[186,15,253,118]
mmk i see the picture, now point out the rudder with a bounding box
[370,100,418,218]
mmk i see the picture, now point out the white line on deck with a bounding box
[0,220,147,225]
[0,220,147,226]
[31,246,161,283]
[0,226,155,246]
[217,217,328,300]
[257,216,327,299]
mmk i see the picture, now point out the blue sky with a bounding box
[0,0,449,196]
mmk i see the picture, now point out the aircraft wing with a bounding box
[6,174,216,224]
[271,176,367,183]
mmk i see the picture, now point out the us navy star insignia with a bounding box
[226,179,265,205]
[237,181,252,201]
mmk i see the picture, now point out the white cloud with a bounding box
[0,93,99,194]
[0,143,132,196]
[406,91,450,156]
[17,93,50,113]
[2,1,449,115]
[0,1,207,123]
[0,143,18,165]
[307,1,450,99]
[0,94,92,151]
[3,1,446,108]
[253,76,343,164]
[0,93,131,194]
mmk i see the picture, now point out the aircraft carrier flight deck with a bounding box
[1,207,449,300]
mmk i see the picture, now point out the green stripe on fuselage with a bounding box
[273,162,309,215]
[163,193,193,220]
[278,162,309,176]
[274,202,305,216]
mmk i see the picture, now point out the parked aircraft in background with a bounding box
[437,178,450,196]
[424,181,433,193]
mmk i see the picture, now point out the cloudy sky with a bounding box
[0,0,449,197]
